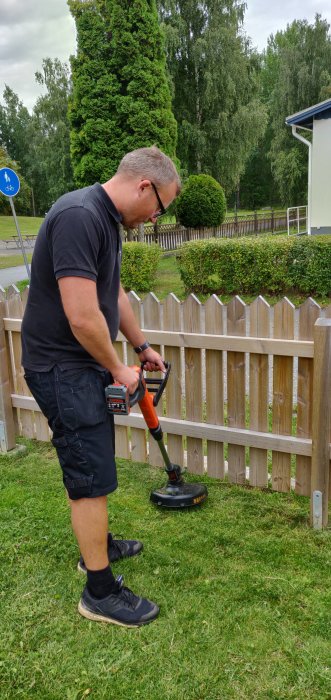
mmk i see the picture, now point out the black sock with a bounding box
[87,565,118,599]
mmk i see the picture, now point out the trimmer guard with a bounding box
[150,482,208,508]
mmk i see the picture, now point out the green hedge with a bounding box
[121,242,161,293]
[177,235,331,297]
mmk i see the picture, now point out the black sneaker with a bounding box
[78,576,159,627]
[77,535,143,574]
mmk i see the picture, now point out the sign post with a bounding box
[0,167,31,280]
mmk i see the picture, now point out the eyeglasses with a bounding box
[151,182,166,217]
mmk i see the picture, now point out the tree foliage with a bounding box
[0,146,32,215]
[261,14,331,206]
[69,0,178,187]
[0,87,31,174]
[0,59,73,215]
[28,58,74,214]
[157,0,267,196]
[238,132,276,210]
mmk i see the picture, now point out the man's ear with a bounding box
[138,179,151,193]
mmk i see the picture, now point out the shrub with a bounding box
[287,236,331,296]
[176,174,226,228]
[177,235,331,297]
[121,242,161,292]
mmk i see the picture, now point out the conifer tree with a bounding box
[69,0,177,186]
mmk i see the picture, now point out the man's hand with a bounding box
[113,364,140,394]
[138,346,165,373]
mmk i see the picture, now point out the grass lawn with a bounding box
[0,216,43,240]
[0,253,33,269]
[0,439,330,700]
[152,253,330,307]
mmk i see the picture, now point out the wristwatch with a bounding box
[133,341,150,354]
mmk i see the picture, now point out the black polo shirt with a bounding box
[21,184,122,371]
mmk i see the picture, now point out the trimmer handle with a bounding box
[142,361,171,406]
[128,365,146,407]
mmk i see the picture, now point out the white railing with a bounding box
[287,205,308,236]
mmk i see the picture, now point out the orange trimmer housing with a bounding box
[138,389,159,430]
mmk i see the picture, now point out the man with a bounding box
[21,146,181,628]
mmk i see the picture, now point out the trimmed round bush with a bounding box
[121,242,161,293]
[176,174,226,228]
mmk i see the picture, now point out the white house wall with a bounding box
[311,118,331,233]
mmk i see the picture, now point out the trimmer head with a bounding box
[150,481,208,508]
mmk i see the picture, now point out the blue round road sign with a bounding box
[0,167,20,197]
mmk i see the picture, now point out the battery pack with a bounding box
[105,384,130,415]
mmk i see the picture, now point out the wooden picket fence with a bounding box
[123,211,288,250]
[0,212,287,252]
[1,286,330,526]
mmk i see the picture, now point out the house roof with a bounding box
[286,98,331,129]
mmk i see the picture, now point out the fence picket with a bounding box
[113,335,130,460]
[205,295,224,477]
[227,296,246,483]
[272,298,295,492]
[6,286,35,438]
[311,319,331,526]
[182,294,204,474]
[126,292,147,463]
[296,298,321,495]
[317,304,331,499]
[163,293,183,468]
[0,288,16,450]
[249,296,270,487]
[21,285,29,312]
[142,293,164,468]
[5,287,20,434]
[23,277,49,441]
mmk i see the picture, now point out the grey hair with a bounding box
[116,146,181,193]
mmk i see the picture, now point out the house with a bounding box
[286,98,331,235]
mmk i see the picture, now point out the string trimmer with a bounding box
[105,363,208,508]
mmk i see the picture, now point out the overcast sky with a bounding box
[1,0,331,113]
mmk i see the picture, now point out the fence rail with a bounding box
[0,235,38,250]
[1,287,330,526]
[0,212,287,252]
[124,211,288,250]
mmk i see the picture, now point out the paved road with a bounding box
[0,265,30,288]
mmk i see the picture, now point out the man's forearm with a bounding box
[69,309,122,375]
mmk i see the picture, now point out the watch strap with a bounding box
[133,341,150,354]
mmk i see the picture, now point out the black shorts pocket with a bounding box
[52,433,94,499]
[63,474,94,500]
[56,368,107,431]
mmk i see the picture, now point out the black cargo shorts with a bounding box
[24,365,118,500]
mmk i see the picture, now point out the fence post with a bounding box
[271,208,274,233]
[138,223,144,242]
[311,319,331,528]
[153,220,159,244]
[254,210,258,234]
[0,288,16,452]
